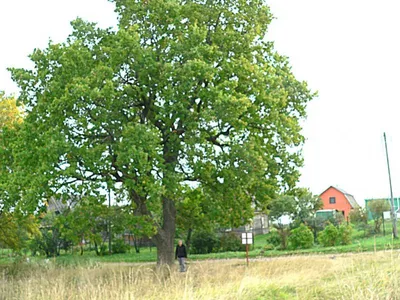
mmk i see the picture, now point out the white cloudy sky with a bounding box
[1,0,399,206]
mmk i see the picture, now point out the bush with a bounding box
[288,224,314,250]
[220,232,244,252]
[349,208,367,225]
[112,238,131,254]
[31,229,61,257]
[28,237,42,256]
[369,199,390,233]
[356,222,374,238]
[266,229,281,247]
[191,231,218,254]
[275,226,291,250]
[263,244,275,251]
[318,223,339,247]
[99,244,109,256]
[338,224,353,245]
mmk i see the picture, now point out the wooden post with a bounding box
[242,232,252,267]
[246,244,249,267]
[383,212,386,236]
[108,187,112,254]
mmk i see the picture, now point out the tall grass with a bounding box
[2,251,400,299]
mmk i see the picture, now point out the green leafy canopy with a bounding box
[5,0,315,263]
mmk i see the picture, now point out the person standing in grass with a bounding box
[175,240,187,272]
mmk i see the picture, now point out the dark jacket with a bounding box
[175,244,187,259]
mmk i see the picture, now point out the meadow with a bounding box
[2,251,400,299]
[2,224,400,299]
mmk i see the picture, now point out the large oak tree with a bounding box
[8,0,314,265]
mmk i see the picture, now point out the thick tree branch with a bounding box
[206,125,233,147]
[206,12,222,45]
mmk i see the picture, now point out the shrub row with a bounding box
[190,231,245,254]
[265,223,353,250]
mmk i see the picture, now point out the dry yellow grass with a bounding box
[2,251,400,299]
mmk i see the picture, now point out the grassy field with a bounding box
[2,251,400,299]
[2,227,400,299]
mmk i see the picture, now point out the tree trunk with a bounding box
[94,241,100,256]
[154,197,176,266]
[155,234,175,265]
[186,228,193,253]
[133,236,140,253]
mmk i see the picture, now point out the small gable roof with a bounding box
[320,186,360,209]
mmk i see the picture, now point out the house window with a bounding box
[329,197,336,204]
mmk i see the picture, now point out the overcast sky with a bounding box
[1,0,399,206]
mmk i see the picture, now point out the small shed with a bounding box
[316,209,339,220]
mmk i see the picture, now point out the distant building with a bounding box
[46,196,79,215]
[46,197,68,214]
[238,212,269,235]
[221,211,269,235]
[320,186,360,220]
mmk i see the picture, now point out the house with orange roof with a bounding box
[319,186,360,220]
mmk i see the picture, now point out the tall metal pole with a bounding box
[108,188,112,253]
[384,132,398,238]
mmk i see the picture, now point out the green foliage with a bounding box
[57,198,108,256]
[269,190,322,227]
[31,212,71,257]
[288,224,314,250]
[110,205,156,254]
[99,244,109,256]
[304,212,346,243]
[303,216,324,241]
[338,224,353,245]
[349,207,368,225]
[369,200,391,218]
[320,212,345,228]
[356,223,375,238]
[268,195,296,250]
[0,213,40,251]
[191,231,218,254]
[269,191,322,248]
[268,196,297,223]
[273,225,291,250]
[191,231,243,254]
[266,229,281,247]
[349,209,372,237]
[368,200,391,233]
[292,189,323,224]
[318,224,339,247]
[0,91,23,130]
[219,232,244,252]
[112,239,130,254]
[263,244,275,251]
[176,188,217,249]
[32,229,60,257]
[6,0,315,264]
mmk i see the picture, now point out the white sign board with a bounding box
[383,211,400,219]
[241,232,253,245]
